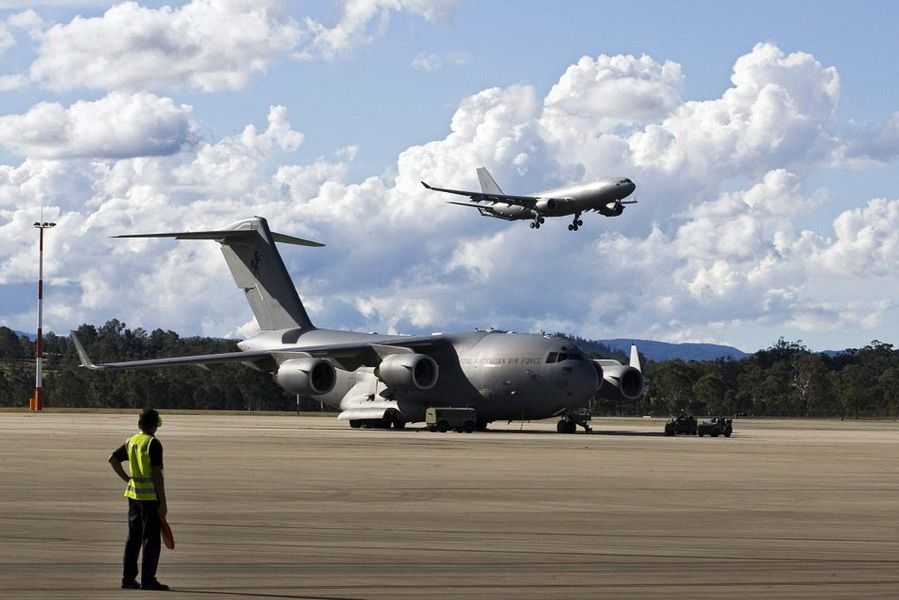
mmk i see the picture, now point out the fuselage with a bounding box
[239,328,599,423]
[491,176,636,220]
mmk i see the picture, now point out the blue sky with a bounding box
[0,0,897,352]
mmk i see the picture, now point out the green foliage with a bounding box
[0,321,296,411]
[1,324,897,418]
[595,337,899,418]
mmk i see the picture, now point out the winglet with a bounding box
[70,332,102,370]
[629,344,642,372]
[421,181,434,190]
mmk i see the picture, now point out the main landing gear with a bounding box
[568,212,583,231]
[529,216,546,229]
[556,413,592,434]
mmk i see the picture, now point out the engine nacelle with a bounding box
[275,358,337,396]
[376,353,439,391]
[593,360,644,402]
[535,198,557,212]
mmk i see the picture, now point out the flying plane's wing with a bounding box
[421,181,550,208]
[71,332,445,373]
[446,201,518,221]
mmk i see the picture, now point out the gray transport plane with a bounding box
[71,217,644,433]
[422,167,637,231]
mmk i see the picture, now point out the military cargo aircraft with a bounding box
[422,167,636,231]
[71,217,643,432]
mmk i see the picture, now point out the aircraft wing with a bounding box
[445,201,518,221]
[421,181,545,208]
[71,332,445,373]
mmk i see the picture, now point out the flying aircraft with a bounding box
[421,167,637,231]
[71,217,644,433]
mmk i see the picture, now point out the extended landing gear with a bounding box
[556,413,593,434]
[529,216,546,229]
[567,212,583,232]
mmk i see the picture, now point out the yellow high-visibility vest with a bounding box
[123,432,160,501]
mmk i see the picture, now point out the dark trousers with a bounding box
[123,498,161,585]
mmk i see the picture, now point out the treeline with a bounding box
[0,321,297,411]
[594,338,899,419]
[2,323,898,418]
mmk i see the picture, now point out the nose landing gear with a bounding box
[567,212,583,232]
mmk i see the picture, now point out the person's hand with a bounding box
[158,503,168,520]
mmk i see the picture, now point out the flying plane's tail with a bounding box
[115,217,323,331]
[476,167,504,195]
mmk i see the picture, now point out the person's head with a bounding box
[138,408,162,434]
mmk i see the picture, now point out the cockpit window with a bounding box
[557,352,568,362]
[546,352,558,363]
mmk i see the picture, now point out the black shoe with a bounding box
[141,580,170,591]
[121,580,140,589]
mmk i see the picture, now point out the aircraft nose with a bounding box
[624,180,636,197]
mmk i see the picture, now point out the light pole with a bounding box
[30,221,55,412]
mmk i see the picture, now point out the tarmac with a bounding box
[1,412,898,599]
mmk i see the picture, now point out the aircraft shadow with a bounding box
[409,427,666,437]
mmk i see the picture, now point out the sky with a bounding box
[0,0,897,353]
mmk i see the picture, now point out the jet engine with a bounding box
[535,198,557,212]
[593,360,644,402]
[376,353,439,391]
[275,358,337,396]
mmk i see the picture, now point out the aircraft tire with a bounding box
[437,420,449,433]
[349,420,362,429]
[393,419,406,430]
[530,222,536,229]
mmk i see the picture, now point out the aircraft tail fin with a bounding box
[476,167,504,195]
[629,344,642,372]
[115,217,323,332]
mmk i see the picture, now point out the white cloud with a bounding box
[627,43,839,179]
[811,198,899,278]
[838,112,899,166]
[0,21,15,54]
[0,74,26,91]
[0,43,895,351]
[302,0,457,60]
[411,50,470,72]
[0,91,198,159]
[28,0,303,92]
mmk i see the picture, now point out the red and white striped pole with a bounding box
[30,220,55,412]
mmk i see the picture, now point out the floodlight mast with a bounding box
[30,221,55,412]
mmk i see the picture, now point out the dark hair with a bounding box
[138,408,161,432]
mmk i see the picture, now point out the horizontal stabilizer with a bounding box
[114,230,324,247]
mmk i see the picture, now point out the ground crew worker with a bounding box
[108,408,169,591]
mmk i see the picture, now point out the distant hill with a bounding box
[600,338,748,362]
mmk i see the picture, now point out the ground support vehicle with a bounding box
[664,414,698,436]
[698,417,733,437]
[426,407,477,433]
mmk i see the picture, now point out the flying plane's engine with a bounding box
[535,198,557,212]
[593,360,644,402]
[376,353,439,391]
[275,358,337,396]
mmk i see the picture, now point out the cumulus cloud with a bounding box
[811,198,899,278]
[838,112,899,166]
[1,43,895,350]
[0,91,198,159]
[28,0,303,92]
[302,0,457,60]
[626,43,839,180]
